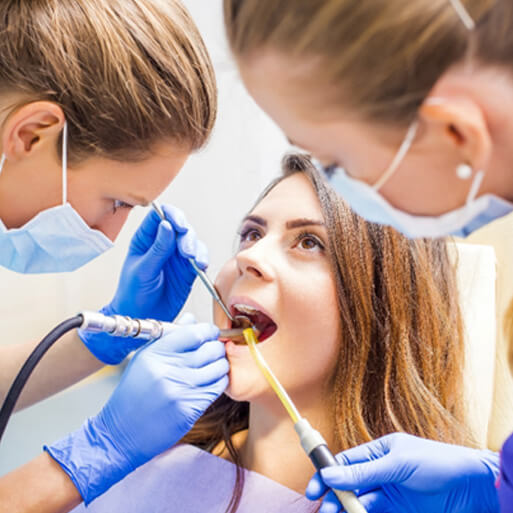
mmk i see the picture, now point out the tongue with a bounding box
[250,313,277,342]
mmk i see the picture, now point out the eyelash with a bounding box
[112,199,133,214]
[238,227,325,252]
[293,231,325,252]
[238,226,262,245]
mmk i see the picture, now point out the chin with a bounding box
[224,363,268,403]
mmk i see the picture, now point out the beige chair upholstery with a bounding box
[463,212,513,451]
[451,242,497,448]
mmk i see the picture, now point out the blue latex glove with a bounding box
[45,318,228,504]
[79,204,208,364]
[306,433,500,513]
[499,432,513,510]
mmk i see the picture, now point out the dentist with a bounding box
[0,1,227,512]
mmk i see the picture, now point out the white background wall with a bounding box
[0,0,289,473]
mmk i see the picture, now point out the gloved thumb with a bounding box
[320,455,397,492]
[142,219,176,275]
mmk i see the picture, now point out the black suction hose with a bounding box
[0,314,84,443]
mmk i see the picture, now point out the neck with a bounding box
[238,392,336,495]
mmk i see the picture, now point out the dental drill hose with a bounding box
[0,315,84,442]
[0,311,167,444]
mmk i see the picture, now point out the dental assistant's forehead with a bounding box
[238,56,332,149]
[245,173,325,228]
[238,54,398,181]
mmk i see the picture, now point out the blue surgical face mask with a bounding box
[0,123,113,273]
[319,121,513,239]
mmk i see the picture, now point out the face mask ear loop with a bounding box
[62,122,68,205]
[465,169,485,205]
[449,0,476,31]
[0,154,6,177]
[373,121,419,191]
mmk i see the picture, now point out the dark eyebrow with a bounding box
[242,215,267,228]
[286,218,325,229]
[241,215,324,230]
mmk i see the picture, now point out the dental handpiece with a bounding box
[0,312,251,445]
[80,311,249,342]
[151,202,235,322]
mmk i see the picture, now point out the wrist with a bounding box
[44,414,134,505]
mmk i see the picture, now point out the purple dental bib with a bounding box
[70,444,318,512]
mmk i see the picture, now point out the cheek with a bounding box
[67,171,110,227]
[95,209,131,241]
[71,195,110,228]
[274,268,340,391]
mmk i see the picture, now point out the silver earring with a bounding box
[456,163,473,180]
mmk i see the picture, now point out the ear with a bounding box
[1,101,65,162]
[419,95,492,172]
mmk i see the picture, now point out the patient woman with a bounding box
[74,154,472,512]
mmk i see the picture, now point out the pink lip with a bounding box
[228,295,275,323]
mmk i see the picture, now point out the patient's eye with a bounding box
[238,226,262,249]
[294,232,325,252]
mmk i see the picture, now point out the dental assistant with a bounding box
[0,1,228,512]
[224,0,513,512]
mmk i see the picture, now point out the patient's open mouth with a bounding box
[232,304,278,342]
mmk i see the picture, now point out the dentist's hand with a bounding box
[46,319,228,504]
[80,204,208,364]
[306,433,500,513]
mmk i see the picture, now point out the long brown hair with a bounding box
[182,154,471,512]
[0,0,216,163]
[224,0,513,408]
[223,0,513,125]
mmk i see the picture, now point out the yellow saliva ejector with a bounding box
[242,327,367,513]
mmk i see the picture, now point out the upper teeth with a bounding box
[234,304,259,314]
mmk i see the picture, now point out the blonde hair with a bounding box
[0,0,216,163]
[183,154,472,513]
[224,0,513,124]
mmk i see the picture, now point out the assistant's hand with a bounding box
[45,318,228,504]
[306,433,500,513]
[79,204,208,364]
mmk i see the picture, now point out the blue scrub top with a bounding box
[500,432,513,511]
